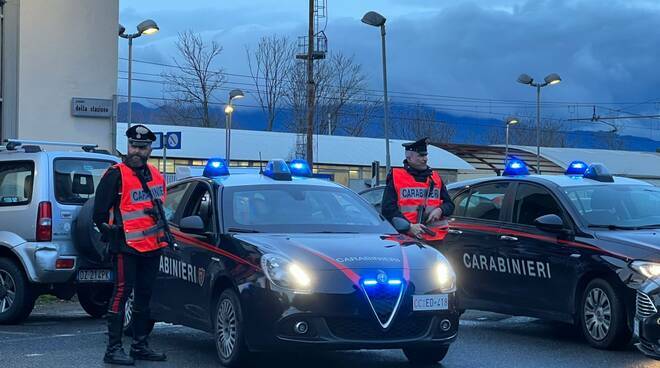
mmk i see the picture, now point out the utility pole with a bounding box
[305,0,315,164]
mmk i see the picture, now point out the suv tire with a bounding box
[74,198,108,263]
[77,284,112,318]
[0,258,35,324]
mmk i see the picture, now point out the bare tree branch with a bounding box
[162,30,225,128]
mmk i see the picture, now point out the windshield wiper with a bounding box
[588,224,641,230]
[226,227,260,233]
[634,224,660,230]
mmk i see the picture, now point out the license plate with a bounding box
[413,294,449,311]
[634,318,640,337]
[77,269,113,282]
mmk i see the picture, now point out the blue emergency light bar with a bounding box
[289,159,312,177]
[503,158,529,176]
[264,159,292,181]
[565,160,588,176]
[203,157,230,177]
[363,278,402,286]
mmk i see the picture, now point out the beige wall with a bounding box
[15,0,117,150]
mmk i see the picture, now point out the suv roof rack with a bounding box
[2,139,101,153]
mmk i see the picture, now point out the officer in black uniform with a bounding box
[93,124,167,365]
[381,137,455,238]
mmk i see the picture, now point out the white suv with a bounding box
[0,140,119,324]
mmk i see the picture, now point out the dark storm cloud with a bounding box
[119,0,660,137]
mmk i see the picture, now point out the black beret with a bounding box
[402,137,429,155]
[126,124,156,147]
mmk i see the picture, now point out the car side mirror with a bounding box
[180,215,205,234]
[534,214,564,233]
[391,217,411,233]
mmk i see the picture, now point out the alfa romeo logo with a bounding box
[376,271,388,284]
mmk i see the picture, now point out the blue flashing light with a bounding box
[363,279,402,287]
[264,159,292,181]
[565,160,588,176]
[503,158,529,176]
[203,157,229,177]
[388,279,402,285]
[363,279,378,286]
[289,159,312,177]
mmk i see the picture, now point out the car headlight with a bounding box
[631,261,660,279]
[435,258,456,293]
[261,254,312,292]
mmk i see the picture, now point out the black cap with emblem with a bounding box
[402,137,430,155]
[126,124,157,147]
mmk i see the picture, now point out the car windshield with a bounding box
[564,185,660,228]
[223,184,395,234]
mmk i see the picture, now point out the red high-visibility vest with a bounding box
[113,163,168,252]
[392,168,447,241]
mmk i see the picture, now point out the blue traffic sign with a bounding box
[165,132,181,149]
[153,132,164,150]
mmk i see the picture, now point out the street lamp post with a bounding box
[362,11,391,175]
[504,117,519,167]
[516,73,561,174]
[225,89,244,162]
[119,19,159,129]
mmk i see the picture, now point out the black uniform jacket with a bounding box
[381,162,455,223]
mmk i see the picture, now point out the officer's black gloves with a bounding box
[100,223,123,243]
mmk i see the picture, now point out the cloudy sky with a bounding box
[118,0,660,140]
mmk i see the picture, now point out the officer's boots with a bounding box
[104,311,135,365]
[130,310,167,361]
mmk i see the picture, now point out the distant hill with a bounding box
[118,102,659,152]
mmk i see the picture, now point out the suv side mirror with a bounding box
[534,214,564,233]
[391,217,411,233]
[180,215,205,234]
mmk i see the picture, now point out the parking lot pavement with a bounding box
[0,301,658,368]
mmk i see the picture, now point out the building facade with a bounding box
[1,0,118,150]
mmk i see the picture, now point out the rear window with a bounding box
[54,159,114,205]
[0,161,34,206]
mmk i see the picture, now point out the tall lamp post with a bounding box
[516,73,561,174]
[225,89,244,162]
[362,11,391,175]
[119,19,159,129]
[504,117,519,166]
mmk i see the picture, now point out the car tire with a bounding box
[0,258,36,324]
[402,345,450,365]
[120,290,155,337]
[214,289,248,367]
[579,278,631,349]
[73,198,108,264]
[77,284,112,318]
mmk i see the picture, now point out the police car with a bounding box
[440,159,660,351]
[136,158,459,366]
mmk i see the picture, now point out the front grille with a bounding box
[639,338,655,353]
[326,316,432,340]
[636,291,658,318]
[364,284,402,325]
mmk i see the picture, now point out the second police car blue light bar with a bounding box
[264,159,293,181]
[203,157,230,177]
[503,157,529,176]
[565,160,588,176]
[289,159,312,177]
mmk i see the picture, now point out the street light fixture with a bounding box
[362,11,391,176]
[118,19,160,129]
[225,89,244,162]
[516,72,561,174]
[504,117,519,167]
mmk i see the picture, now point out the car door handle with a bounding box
[172,242,181,250]
[448,229,463,235]
[211,257,221,263]
[499,235,519,241]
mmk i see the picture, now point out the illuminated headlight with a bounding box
[261,254,312,292]
[435,259,456,293]
[631,261,660,279]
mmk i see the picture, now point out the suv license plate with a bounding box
[77,269,113,282]
[413,294,449,311]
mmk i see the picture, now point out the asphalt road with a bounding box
[0,300,658,368]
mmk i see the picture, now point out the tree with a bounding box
[162,30,225,128]
[510,119,566,147]
[394,103,456,144]
[246,35,295,131]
